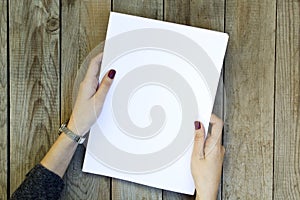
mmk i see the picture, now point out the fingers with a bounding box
[192,121,205,159]
[84,53,103,81]
[94,69,116,104]
[210,114,224,144]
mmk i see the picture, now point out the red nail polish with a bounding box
[108,69,116,79]
[194,121,201,130]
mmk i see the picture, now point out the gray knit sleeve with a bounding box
[11,164,64,200]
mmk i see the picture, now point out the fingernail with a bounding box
[194,121,201,130]
[108,69,116,79]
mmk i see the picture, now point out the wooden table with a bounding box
[1,0,299,199]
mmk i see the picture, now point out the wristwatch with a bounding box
[58,122,86,144]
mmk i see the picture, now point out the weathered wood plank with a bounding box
[111,1,163,199]
[0,0,7,198]
[113,0,163,20]
[274,0,300,199]
[223,0,276,199]
[9,0,60,194]
[164,0,225,199]
[112,180,162,200]
[60,0,111,199]
[164,0,224,31]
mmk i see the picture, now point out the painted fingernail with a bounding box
[108,69,116,79]
[194,121,201,130]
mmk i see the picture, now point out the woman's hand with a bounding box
[40,52,116,178]
[67,53,116,136]
[191,114,225,200]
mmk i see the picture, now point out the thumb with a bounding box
[94,69,116,106]
[192,121,205,159]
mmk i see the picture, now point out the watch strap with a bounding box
[58,123,86,144]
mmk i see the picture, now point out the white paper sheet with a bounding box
[83,12,228,195]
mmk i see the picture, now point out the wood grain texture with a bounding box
[6,1,299,199]
[112,180,162,200]
[61,0,110,120]
[9,0,60,194]
[113,0,163,20]
[223,0,276,199]
[60,0,111,199]
[0,0,7,198]
[111,1,163,199]
[164,0,225,199]
[164,0,224,31]
[274,0,300,199]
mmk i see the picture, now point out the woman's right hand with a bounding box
[191,114,225,200]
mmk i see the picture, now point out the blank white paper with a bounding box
[83,12,228,195]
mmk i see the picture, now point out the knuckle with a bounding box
[102,77,112,88]
[194,132,204,141]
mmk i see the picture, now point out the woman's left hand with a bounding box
[67,53,116,137]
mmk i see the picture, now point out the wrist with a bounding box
[66,123,80,135]
[58,132,79,146]
[40,133,78,177]
[58,121,86,144]
[196,194,216,200]
[195,188,217,200]
[67,117,87,137]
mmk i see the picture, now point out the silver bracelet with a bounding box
[58,122,86,144]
